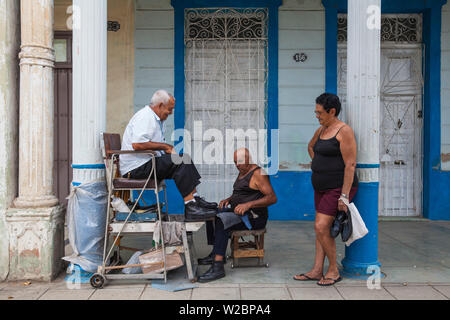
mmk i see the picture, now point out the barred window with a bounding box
[338,14,422,43]
[185,8,268,40]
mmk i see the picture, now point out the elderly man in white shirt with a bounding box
[120,90,218,220]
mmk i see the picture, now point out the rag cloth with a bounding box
[217,208,253,230]
[153,221,183,245]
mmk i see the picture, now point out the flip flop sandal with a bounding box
[293,273,322,281]
[316,276,343,286]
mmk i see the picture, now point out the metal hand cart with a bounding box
[89,133,198,288]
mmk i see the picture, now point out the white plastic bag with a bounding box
[111,196,130,213]
[122,251,143,274]
[339,197,369,246]
[346,202,369,246]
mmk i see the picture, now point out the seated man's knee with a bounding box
[168,153,184,165]
[215,218,225,231]
[181,153,192,164]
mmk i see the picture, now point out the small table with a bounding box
[109,215,204,281]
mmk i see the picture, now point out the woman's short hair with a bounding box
[316,93,341,117]
[150,90,174,107]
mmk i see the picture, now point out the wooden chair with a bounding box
[229,229,269,268]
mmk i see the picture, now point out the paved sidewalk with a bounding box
[1,221,449,300]
[0,278,449,300]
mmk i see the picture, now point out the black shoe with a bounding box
[195,196,218,209]
[197,252,226,265]
[185,201,217,221]
[330,211,346,238]
[198,261,225,283]
[341,211,353,242]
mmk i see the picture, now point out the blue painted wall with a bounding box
[270,172,316,220]
[429,170,450,220]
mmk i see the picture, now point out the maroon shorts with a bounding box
[314,187,358,217]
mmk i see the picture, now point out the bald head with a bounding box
[234,148,252,165]
[233,148,257,176]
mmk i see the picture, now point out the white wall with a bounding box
[442,2,450,170]
[278,0,325,171]
[134,0,174,142]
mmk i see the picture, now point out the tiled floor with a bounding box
[1,221,449,300]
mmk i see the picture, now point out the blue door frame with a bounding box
[322,0,450,220]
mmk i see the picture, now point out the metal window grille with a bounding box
[184,8,269,201]
[338,14,423,44]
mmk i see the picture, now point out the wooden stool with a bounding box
[229,229,268,268]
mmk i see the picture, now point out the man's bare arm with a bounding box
[219,196,233,209]
[132,141,174,153]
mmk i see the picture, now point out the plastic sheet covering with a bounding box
[63,180,108,273]
[122,251,143,274]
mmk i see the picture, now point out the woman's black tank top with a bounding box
[311,126,358,191]
[229,167,268,218]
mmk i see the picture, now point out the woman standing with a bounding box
[293,93,358,286]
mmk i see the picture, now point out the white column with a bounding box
[72,0,107,184]
[6,0,65,281]
[0,0,20,280]
[346,0,381,181]
[13,0,58,208]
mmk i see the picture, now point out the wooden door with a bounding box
[53,31,73,205]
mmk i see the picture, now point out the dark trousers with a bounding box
[209,215,267,257]
[127,153,201,198]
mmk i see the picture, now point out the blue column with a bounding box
[423,6,443,219]
[341,179,381,278]
[324,6,338,94]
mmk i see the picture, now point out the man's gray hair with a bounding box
[150,90,174,106]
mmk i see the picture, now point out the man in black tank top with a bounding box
[197,148,277,283]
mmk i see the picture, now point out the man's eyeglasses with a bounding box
[314,109,332,116]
